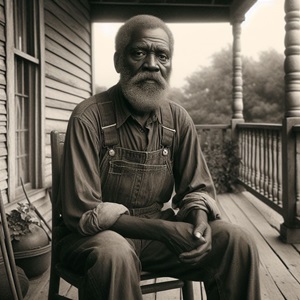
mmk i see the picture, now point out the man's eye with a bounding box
[132,50,145,58]
[158,53,169,63]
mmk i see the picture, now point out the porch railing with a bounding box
[195,124,231,149]
[195,122,300,229]
[236,123,283,215]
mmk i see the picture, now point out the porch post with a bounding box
[280,0,300,243]
[231,18,245,140]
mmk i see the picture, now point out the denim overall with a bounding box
[59,96,261,300]
[98,99,176,216]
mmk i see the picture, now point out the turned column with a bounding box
[231,18,245,139]
[280,0,300,243]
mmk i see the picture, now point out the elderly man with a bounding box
[58,15,260,300]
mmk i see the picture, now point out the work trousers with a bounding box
[58,219,261,300]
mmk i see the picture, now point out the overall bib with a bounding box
[98,99,176,217]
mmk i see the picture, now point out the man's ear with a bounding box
[114,52,121,73]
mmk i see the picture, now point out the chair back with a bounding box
[49,130,84,300]
[50,131,65,228]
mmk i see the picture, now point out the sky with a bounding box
[92,0,285,89]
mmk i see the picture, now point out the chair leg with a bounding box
[182,280,194,300]
[48,267,61,300]
[78,286,85,300]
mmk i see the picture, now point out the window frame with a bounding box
[6,0,45,202]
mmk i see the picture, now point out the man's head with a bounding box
[114,15,174,114]
[115,15,174,58]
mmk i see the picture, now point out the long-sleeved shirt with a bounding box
[59,84,220,235]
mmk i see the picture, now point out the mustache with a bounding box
[130,72,167,87]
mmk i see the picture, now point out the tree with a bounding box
[181,46,233,124]
[175,47,285,124]
[243,49,284,123]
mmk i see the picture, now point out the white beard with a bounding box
[120,70,170,113]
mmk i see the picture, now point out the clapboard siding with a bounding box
[46,51,91,83]
[51,0,90,33]
[44,0,92,187]
[46,77,91,99]
[0,0,7,202]
[46,39,91,73]
[45,1,90,44]
[46,62,91,89]
[45,10,90,54]
[46,87,86,106]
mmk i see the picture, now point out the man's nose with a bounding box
[143,53,159,72]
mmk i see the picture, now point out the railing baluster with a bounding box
[268,130,273,200]
[259,129,264,194]
[277,131,283,207]
[272,130,278,203]
[254,129,260,191]
[264,129,269,197]
[251,129,256,188]
[246,129,251,185]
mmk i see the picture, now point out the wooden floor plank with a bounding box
[218,193,300,300]
[232,192,300,284]
[23,192,300,300]
[24,268,50,300]
[218,194,285,300]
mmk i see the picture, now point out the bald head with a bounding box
[115,15,174,57]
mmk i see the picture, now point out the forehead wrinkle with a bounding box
[132,41,170,52]
[129,28,170,48]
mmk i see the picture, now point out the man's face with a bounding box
[116,27,172,114]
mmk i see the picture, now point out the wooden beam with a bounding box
[90,3,231,23]
[230,0,257,22]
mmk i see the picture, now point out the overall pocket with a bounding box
[101,160,173,209]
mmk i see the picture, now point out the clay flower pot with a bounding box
[0,249,29,299]
[7,203,51,278]
[12,223,51,278]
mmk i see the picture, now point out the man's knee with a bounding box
[210,220,258,258]
[86,231,140,270]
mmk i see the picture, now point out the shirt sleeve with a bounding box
[171,105,221,221]
[59,114,129,235]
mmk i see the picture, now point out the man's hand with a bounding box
[160,221,206,255]
[110,210,211,262]
[178,209,212,265]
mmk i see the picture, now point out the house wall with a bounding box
[44,0,92,188]
[1,0,92,223]
[0,0,7,204]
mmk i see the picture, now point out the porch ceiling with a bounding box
[89,0,257,23]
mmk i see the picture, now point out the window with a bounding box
[11,0,42,196]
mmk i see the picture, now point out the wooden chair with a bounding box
[48,130,195,300]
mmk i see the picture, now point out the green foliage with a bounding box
[171,47,284,124]
[202,140,241,194]
[6,203,40,241]
[243,50,284,122]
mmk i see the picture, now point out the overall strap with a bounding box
[98,93,119,148]
[160,102,176,148]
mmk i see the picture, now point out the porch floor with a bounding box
[24,190,300,300]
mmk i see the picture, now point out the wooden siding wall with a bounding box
[44,0,92,187]
[0,0,7,203]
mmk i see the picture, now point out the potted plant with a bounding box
[6,202,51,278]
